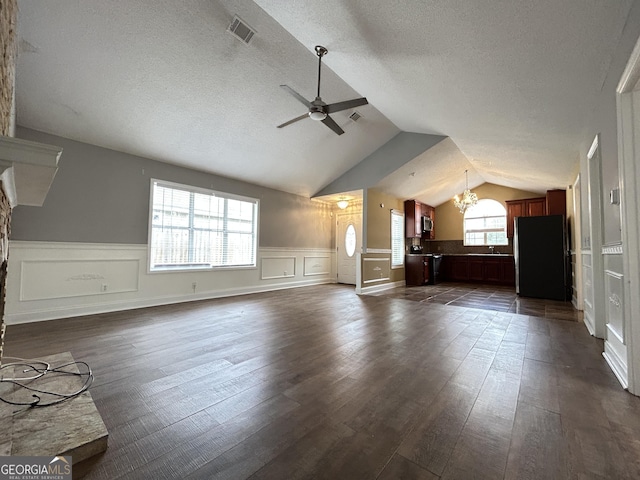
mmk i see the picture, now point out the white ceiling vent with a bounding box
[349,111,362,122]
[228,16,256,45]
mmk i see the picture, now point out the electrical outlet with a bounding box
[192,282,197,290]
[101,284,108,292]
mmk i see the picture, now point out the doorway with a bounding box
[336,212,361,285]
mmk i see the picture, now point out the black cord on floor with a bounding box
[0,360,94,407]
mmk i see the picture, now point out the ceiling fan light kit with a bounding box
[277,45,368,135]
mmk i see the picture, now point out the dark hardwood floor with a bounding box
[4,284,639,479]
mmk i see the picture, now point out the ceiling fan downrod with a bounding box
[315,45,328,99]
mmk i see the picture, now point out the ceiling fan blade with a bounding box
[325,97,368,114]
[321,115,344,135]
[277,113,309,129]
[280,85,312,108]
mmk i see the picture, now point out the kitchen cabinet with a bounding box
[405,255,430,286]
[404,200,422,238]
[468,257,484,281]
[405,200,435,239]
[546,189,566,216]
[506,191,566,238]
[440,255,515,286]
[506,197,546,238]
[448,256,469,282]
[422,203,435,240]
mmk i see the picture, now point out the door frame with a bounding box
[572,174,583,310]
[586,135,607,339]
[616,38,640,395]
[336,210,362,286]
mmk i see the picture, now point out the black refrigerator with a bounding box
[514,215,568,301]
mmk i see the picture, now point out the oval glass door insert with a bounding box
[345,224,356,257]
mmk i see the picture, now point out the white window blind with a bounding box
[463,199,508,246]
[391,209,405,267]
[149,180,258,271]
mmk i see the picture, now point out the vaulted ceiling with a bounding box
[14,0,634,206]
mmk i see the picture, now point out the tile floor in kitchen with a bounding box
[366,282,582,322]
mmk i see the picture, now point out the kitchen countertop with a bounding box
[406,253,513,257]
[444,253,513,257]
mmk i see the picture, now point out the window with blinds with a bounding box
[149,180,258,271]
[391,209,405,268]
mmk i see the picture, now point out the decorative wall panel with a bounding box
[303,256,330,276]
[260,256,295,280]
[20,259,140,300]
[362,257,390,284]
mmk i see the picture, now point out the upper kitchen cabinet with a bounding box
[546,189,566,216]
[404,200,422,238]
[422,203,435,240]
[405,200,435,239]
[506,196,546,238]
[505,190,566,238]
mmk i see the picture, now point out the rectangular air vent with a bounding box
[349,111,362,122]
[228,16,256,44]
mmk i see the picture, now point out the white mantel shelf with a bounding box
[0,135,62,207]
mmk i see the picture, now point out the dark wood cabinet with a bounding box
[501,256,516,285]
[527,197,546,216]
[405,200,435,239]
[546,189,566,216]
[405,255,430,286]
[440,255,515,286]
[468,257,484,281]
[483,258,502,283]
[448,256,469,282]
[422,204,435,240]
[506,201,524,238]
[506,191,565,238]
[404,200,422,238]
[506,196,546,238]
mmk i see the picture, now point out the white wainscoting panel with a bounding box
[602,248,627,389]
[605,270,625,343]
[6,242,335,324]
[362,257,390,284]
[261,256,295,280]
[582,254,595,335]
[21,259,139,301]
[303,256,330,276]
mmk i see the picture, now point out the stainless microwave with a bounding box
[422,216,433,232]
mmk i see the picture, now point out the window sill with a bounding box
[149,264,257,274]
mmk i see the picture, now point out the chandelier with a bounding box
[453,169,478,214]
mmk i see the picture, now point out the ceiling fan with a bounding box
[277,45,368,136]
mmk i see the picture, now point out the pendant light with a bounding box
[453,169,478,214]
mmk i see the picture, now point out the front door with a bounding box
[337,212,361,285]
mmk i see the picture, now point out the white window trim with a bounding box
[147,179,259,273]
[391,209,405,268]
[463,200,508,247]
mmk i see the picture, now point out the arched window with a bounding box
[463,199,508,246]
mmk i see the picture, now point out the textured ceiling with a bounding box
[15,0,634,206]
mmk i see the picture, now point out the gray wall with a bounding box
[12,128,333,248]
[314,132,446,197]
[583,0,640,245]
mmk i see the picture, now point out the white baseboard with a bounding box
[583,312,596,336]
[359,280,405,295]
[5,278,334,324]
[5,241,336,324]
[603,344,629,390]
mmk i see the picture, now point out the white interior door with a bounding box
[337,212,361,285]
[584,136,606,339]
